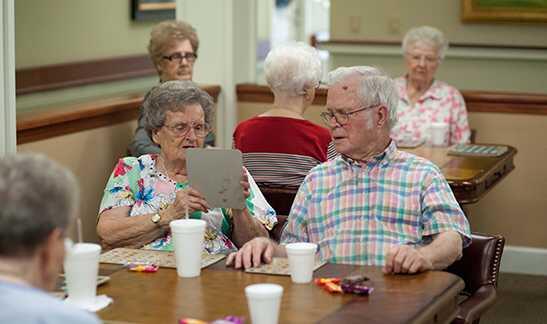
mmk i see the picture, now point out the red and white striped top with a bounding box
[233,116,335,187]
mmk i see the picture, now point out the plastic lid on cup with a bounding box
[170,219,207,233]
[245,284,283,299]
[65,243,101,258]
[285,242,317,255]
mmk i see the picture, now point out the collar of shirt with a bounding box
[398,75,445,103]
[339,141,397,169]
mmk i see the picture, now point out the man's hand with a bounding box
[383,245,433,274]
[226,237,278,269]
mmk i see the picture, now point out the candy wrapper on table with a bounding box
[179,316,244,324]
[315,275,373,296]
[126,263,159,273]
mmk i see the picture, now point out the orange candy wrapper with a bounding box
[314,277,343,293]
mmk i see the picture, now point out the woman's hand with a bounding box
[164,187,209,223]
[240,168,250,201]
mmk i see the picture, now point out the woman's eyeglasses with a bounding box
[162,52,198,64]
[405,53,439,65]
[320,105,379,126]
[163,122,209,138]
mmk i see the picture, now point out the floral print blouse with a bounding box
[391,76,471,145]
[99,154,277,254]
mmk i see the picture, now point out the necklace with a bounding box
[156,158,187,185]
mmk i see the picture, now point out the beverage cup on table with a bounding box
[285,242,318,284]
[170,219,207,278]
[429,122,449,147]
[245,283,283,324]
[64,242,101,306]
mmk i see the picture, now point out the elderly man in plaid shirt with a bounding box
[227,66,471,274]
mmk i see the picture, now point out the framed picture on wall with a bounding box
[131,0,176,21]
[462,0,547,23]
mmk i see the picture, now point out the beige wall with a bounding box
[237,102,547,249]
[328,0,547,94]
[330,0,547,46]
[15,0,154,68]
[465,113,547,248]
[17,121,137,243]
[15,0,158,112]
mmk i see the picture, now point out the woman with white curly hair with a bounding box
[233,43,334,188]
[391,26,470,146]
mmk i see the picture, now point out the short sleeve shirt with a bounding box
[99,154,277,254]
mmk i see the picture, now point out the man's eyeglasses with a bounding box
[320,105,380,126]
[162,52,198,64]
[163,122,209,138]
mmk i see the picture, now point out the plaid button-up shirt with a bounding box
[281,141,471,265]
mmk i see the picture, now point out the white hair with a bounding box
[402,26,448,60]
[264,42,322,97]
[327,66,399,129]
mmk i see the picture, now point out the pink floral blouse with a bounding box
[391,77,471,145]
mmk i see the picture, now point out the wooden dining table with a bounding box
[97,260,464,324]
[402,145,516,204]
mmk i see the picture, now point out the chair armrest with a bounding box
[269,215,288,243]
[452,285,497,324]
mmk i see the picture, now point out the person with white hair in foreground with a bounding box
[391,25,471,146]
[0,154,100,323]
[227,66,471,274]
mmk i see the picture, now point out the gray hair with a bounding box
[0,153,79,257]
[142,80,214,137]
[327,66,399,129]
[264,42,322,97]
[402,26,448,60]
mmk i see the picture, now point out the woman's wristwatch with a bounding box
[151,212,161,225]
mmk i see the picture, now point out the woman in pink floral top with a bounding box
[391,26,470,146]
[97,81,276,254]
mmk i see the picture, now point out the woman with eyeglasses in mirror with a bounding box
[391,26,471,147]
[98,82,276,253]
[129,20,214,157]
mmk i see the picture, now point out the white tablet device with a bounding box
[186,148,245,209]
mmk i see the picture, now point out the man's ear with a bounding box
[376,105,389,128]
[38,228,65,291]
[303,85,315,102]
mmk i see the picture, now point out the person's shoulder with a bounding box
[307,157,341,177]
[234,116,270,133]
[432,80,463,98]
[391,149,442,175]
[0,285,99,324]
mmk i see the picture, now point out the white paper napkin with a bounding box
[65,294,113,312]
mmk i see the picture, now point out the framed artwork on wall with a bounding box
[462,0,547,23]
[131,0,176,21]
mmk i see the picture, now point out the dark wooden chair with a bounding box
[258,184,299,216]
[470,129,477,144]
[446,232,505,324]
[257,184,298,242]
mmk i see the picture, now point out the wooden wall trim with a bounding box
[16,54,156,95]
[315,37,547,51]
[16,85,221,144]
[236,83,547,115]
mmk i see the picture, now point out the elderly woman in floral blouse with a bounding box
[97,81,276,254]
[391,26,470,146]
